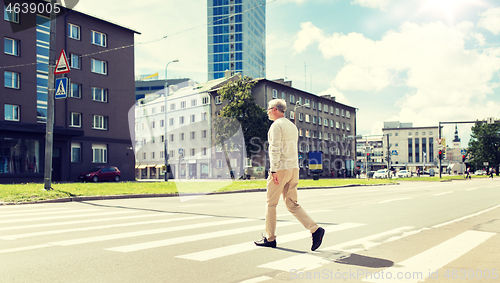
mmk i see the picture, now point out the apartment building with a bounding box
[1,2,138,182]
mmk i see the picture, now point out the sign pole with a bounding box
[43,0,57,191]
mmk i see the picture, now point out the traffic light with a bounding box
[438,150,442,160]
[462,155,466,162]
[366,153,371,162]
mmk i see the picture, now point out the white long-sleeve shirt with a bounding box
[268,117,299,172]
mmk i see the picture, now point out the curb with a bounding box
[0,182,399,205]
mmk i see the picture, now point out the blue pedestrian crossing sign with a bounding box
[461,149,466,155]
[55,77,69,99]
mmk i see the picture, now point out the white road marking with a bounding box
[176,223,364,261]
[433,191,453,196]
[238,276,272,283]
[0,244,52,254]
[51,218,257,246]
[106,222,298,253]
[362,230,496,283]
[0,215,211,240]
[0,210,129,224]
[432,204,500,228]
[378,198,411,204]
[0,207,69,216]
[0,212,154,232]
[466,187,479,191]
[259,226,418,272]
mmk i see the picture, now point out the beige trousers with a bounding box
[265,168,319,241]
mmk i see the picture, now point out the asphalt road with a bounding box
[1,178,499,283]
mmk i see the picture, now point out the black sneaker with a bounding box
[254,236,276,248]
[311,227,325,251]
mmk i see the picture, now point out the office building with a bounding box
[382,121,442,172]
[207,0,266,80]
[1,2,138,182]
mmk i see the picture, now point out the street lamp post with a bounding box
[164,59,179,181]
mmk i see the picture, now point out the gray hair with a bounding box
[268,99,287,113]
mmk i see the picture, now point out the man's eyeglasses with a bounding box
[267,107,275,111]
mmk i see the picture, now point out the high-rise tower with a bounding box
[207,0,266,80]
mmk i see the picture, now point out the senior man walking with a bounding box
[254,99,324,251]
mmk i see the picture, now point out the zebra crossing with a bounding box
[0,203,497,283]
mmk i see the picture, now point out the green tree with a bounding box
[213,76,271,176]
[467,122,500,174]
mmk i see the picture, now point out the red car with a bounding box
[79,166,121,182]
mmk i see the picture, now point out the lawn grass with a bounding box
[0,178,397,204]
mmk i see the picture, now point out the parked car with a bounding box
[396,170,411,178]
[474,170,486,175]
[79,166,121,182]
[373,169,392,179]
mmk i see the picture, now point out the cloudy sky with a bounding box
[74,0,500,145]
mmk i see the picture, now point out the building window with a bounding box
[69,54,80,69]
[68,23,80,40]
[169,150,174,158]
[160,120,164,127]
[312,101,316,109]
[202,147,207,156]
[305,99,310,107]
[342,109,345,117]
[92,87,107,102]
[4,104,19,121]
[290,110,294,119]
[190,131,195,139]
[347,124,351,131]
[272,89,278,98]
[330,120,334,127]
[180,101,186,108]
[4,37,19,56]
[92,115,108,130]
[179,116,184,125]
[191,99,197,106]
[170,103,175,110]
[4,6,19,23]
[190,148,196,156]
[306,130,310,138]
[324,104,328,112]
[299,128,303,137]
[290,94,295,104]
[346,111,351,118]
[215,96,222,104]
[202,130,207,138]
[180,133,184,141]
[318,103,322,111]
[336,121,340,129]
[161,105,165,112]
[336,108,340,115]
[170,134,174,142]
[92,144,107,163]
[312,116,316,124]
[169,118,174,126]
[217,160,223,168]
[330,106,334,114]
[305,114,310,123]
[202,96,210,105]
[190,114,195,123]
[71,143,81,163]
[91,30,107,47]
[70,83,81,98]
[4,71,19,89]
[201,112,207,121]
[151,152,155,159]
[91,58,107,75]
[299,113,303,121]
[70,112,81,127]
[281,92,286,100]
[324,118,328,126]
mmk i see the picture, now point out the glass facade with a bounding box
[207,0,265,80]
[0,138,41,174]
[36,15,50,123]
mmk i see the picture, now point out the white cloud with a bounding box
[317,86,351,105]
[478,7,500,35]
[350,0,392,11]
[294,19,500,135]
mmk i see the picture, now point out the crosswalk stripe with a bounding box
[51,218,257,246]
[106,221,298,253]
[433,191,453,196]
[176,223,364,261]
[362,230,496,283]
[0,244,52,254]
[0,215,211,240]
[0,212,157,232]
[323,226,417,253]
[378,198,411,204]
[0,207,69,216]
[432,204,500,228]
[258,226,418,272]
[238,276,272,283]
[0,209,129,224]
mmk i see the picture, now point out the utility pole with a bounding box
[44,0,57,191]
